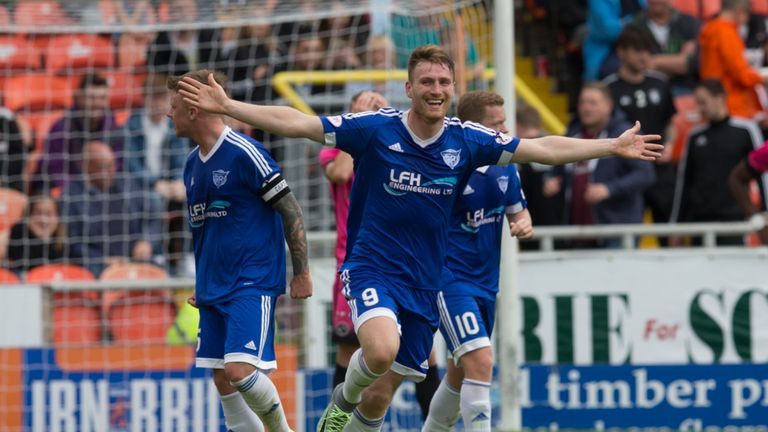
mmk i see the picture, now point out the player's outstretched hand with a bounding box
[613,121,663,161]
[510,219,534,240]
[290,271,313,299]
[178,73,230,115]
[351,91,389,113]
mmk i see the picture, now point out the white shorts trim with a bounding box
[196,357,225,369]
[353,307,399,334]
[451,337,492,366]
[196,354,277,373]
[390,361,427,382]
[225,352,277,373]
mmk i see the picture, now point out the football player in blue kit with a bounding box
[168,70,312,432]
[177,45,662,432]
[423,91,533,432]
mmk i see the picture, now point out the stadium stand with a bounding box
[100,263,176,345]
[2,74,72,112]
[0,267,19,283]
[12,0,72,28]
[25,264,100,346]
[44,34,115,74]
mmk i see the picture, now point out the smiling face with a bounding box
[28,197,59,239]
[406,61,455,124]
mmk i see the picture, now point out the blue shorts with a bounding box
[341,268,439,381]
[437,282,495,365]
[196,295,278,372]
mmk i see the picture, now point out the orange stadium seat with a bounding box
[673,0,700,17]
[0,35,41,71]
[0,188,28,232]
[106,71,145,109]
[16,110,63,151]
[45,34,115,74]
[0,35,41,93]
[0,267,20,284]
[113,109,132,127]
[13,0,74,27]
[26,264,101,345]
[753,0,768,14]
[100,263,176,345]
[3,74,73,112]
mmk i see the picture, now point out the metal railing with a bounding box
[307,216,768,252]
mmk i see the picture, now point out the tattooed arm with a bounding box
[272,191,313,299]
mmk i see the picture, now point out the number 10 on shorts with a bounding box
[454,312,479,339]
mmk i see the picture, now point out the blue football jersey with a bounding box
[184,127,290,305]
[444,165,527,299]
[321,108,520,290]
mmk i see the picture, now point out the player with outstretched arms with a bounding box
[178,45,662,432]
[423,90,533,432]
[168,70,312,432]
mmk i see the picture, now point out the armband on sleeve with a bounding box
[260,173,291,205]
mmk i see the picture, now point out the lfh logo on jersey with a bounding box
[212,170,230,188]
[497,176,509,193]
[441,149,461,169]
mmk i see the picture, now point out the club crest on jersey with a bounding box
[496,133,513,145]
[497,176,509,193]
[212,170,230,188]
[327,115,343,127]
[441,149,461,169]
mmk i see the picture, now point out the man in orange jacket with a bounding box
[699,0,768,123]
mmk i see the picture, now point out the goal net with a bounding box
[0,1,494,431]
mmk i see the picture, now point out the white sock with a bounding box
[220,391,264,432]
[342,408,384,432]
[232,370,290,432]
[422,380,460,432]
[460,379,491,432]
[342,349,382,405]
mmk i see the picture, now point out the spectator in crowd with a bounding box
[345,35,408,109]
[146,0,217,75]
[0,105,25,192]
[33,74,124,194]
[321,0,369,71]
[516,105,566,250]
[583,0,645,81]
[60,141,160,276]
[629,0,700,95]
[671,79,765,245]
[123,74,190,275]
[110,0,158,70]
[729,140,768,244]
[699,0,768,124]
[391,12,485,89]
[6,194,65,276]
[562,82,655,247]
[291,34,344,99]
[603,26,677,237]
[208,5,286,104]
